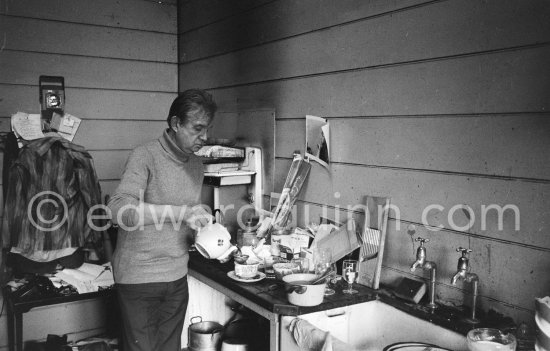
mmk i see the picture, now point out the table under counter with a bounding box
[187,251,377,351]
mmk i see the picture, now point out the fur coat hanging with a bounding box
[5,136,103,254]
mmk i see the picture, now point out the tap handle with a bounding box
[456,247,472,256]
[415,237,430,246]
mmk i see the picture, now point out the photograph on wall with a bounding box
[305,115,330,168]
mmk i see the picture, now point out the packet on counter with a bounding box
[277,230,310,260]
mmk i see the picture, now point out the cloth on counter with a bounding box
[5,136,103,254]
[288,318,356,351]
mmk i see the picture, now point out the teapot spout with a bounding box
[217,245,238,263]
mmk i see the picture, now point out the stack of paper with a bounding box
[55,262,114,294]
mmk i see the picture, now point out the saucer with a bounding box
[227,271,266,283]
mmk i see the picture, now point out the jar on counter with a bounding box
[237,218,258,247]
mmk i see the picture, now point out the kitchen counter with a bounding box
[188,251,376,315]
[188,251,531,350]
[188,251,377,350]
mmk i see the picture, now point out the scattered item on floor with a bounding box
[288,317,355,351]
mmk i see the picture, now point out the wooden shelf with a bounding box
[203,171,255,186]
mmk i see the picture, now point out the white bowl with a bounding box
[273,262,300,280]
[283,273,326,307]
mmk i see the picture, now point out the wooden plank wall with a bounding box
[0,0,177,347]
[178,0,550,327]
[0,0,178,199]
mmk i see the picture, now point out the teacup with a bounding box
[234,261,259,278]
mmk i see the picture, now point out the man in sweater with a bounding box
[108,89,216,351]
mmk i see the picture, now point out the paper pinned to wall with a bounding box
[11,112,45,141]
[305,115,330,168]
[50,112,82,142]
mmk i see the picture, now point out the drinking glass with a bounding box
[291,257,309,273]
[314,248,335,296]
[342,259,358,294]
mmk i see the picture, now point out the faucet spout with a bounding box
[410,237,437,309]
[410,259,423,272]
[452,247,480,324]
[451,269,467,285]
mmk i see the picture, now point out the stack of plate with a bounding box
[536,297,550,351]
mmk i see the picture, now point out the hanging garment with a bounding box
[5,136,103,254]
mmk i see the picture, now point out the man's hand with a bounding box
[185,206,214,231]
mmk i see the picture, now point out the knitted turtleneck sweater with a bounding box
[108,129,204,284]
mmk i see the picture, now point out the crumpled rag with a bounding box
[288,317,357,351]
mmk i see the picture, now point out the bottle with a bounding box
[242,218,257,246]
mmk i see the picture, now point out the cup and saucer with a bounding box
[228,259,266,283]
[227,271,266,283]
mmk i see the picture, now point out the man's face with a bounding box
[174,108,212,154]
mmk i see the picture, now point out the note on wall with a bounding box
[305,115,330,168]
[11,112,45,141]
[50,112,82,142]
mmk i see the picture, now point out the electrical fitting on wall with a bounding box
[39,75,65,124]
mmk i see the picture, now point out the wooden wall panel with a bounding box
[0,51,177,92]
[276,115,550,181]
[191,46,550,116]
[382,220,550,312]
[292,201,549,315]
[181,0,550,325]
[178,0,428,61]
[0,86,176,120]
[0,16,177,62]
[179,0,274,34]
[180,0,550,88]
[0,0,177,33]
[72,120,164,151]
[274,158,550,249]
[89,150,131,181]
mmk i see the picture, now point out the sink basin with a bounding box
[280,300,468,351]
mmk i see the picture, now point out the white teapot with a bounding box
[195,221,236,260]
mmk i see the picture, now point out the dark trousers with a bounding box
[116,275,189,351]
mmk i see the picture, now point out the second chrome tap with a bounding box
[410,237,437,310]
[451,247,480,324]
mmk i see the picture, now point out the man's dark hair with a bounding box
[167,89,217,127]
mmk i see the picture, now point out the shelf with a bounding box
[203,171,255,186]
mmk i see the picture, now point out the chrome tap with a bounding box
[451,247,480,324]
[410,237,437,309]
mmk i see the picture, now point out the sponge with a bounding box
[394,277,427,304]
